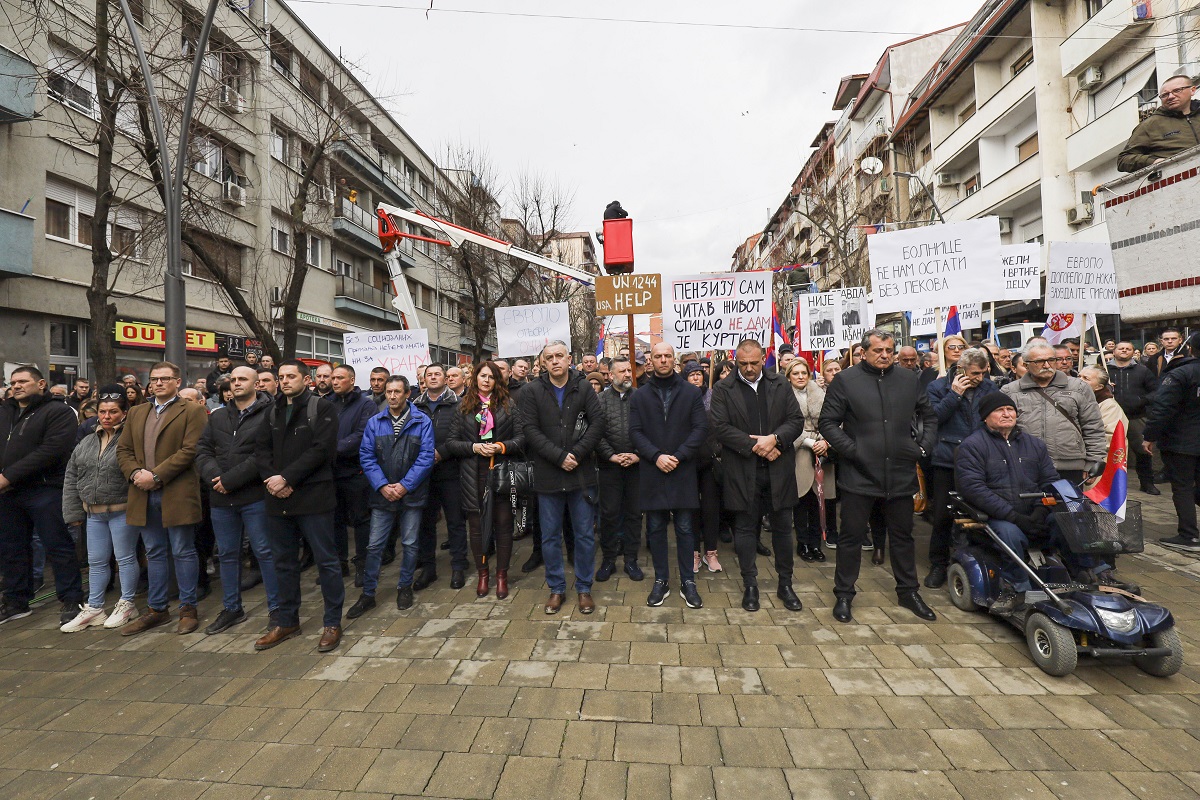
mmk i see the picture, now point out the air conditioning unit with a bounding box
[935,171,959,187]
[1078,66,1104,92]
[998,217,1013,235]
[222,181,247,207]
[878,176,893,194]
[270,286,284,306]
[1067,203,1094,225]
[218,85,245,114]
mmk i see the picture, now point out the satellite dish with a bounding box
[860,157,884,176]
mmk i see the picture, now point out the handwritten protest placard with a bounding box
[867,217,1004,313]
[343,329,430,389]
[910,304,982,337]
[796,292,841,352]
[1045,242,1120,315]
[909,307,940,336]
[661,271,772,351]
[836,286,872,348]
[957,303,982,330]
[1001,243,1041,301]
[495,302,572,358]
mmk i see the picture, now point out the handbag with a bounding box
[491,459,535,499]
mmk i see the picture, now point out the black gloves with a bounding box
[1088,461,1106,478]
[1010,512,1037,532]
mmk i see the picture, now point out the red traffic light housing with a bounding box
[602,217,634,274]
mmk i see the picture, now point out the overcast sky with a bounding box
[291,0,969,276]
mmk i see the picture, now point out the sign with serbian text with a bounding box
[343,329,430,389]
[909,307,940,336]
[1045,241,1120,315]
[495,302,572,358]
[595,273,662,315]
[910,303,982,336]
[957,303,982,330]
[662,271,772,351]
[796,292,842,352]
[1001,243,1041,301]
[867,217,1004,312]
[835,286,872,349]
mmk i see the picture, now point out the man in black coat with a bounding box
[629,344,709,608]
[0,365,84,625]
[594,356,644,583]
[195,365,281,634]
[328,364,377,582]
[517,341,605,615]
[819,330,938,624]
[1144,334,1200,552]
[413,363,469,590]
[254,360,343,653]
[710,338,805,613]
[1109,341,1160,494]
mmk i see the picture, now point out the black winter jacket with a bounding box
[0,392,79,489]
[628,373,708,511]
[254,389,338,516]
[517,371,605,493]
[1109,360,1157,419]
[414,388,462,482]
[595,386,636,461]
[195,393,273,507]
[1144,355,1200,455]
[446,399,525,513]
[329,387,377,479]
[710,371,804,511]
[819,362,937,499]
[955,426,1059,523]
[925,372,1001,469]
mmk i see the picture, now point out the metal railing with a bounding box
[335,274,393,311]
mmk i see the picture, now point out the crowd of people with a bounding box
[1,323,1196,652]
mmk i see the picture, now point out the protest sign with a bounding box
[867,217,1004,312]
[1045,241,1120,315]
[343,329,430,389]
[796,292,841,352]
[957,303,982,330]
[1001,243,1041,301]
[661,271,772,351]
[910,303,982,337]
[595,273,662,315]
[495,302,572,358]
[909,307,940,336]
[835,286,872,348]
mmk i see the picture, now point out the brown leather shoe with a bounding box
[871,548,886,566]
[318,625,342,653]
[120,608,170,637]
[577,593,595,614]
[544,593,565,614]
[254,625,302,651]
[177,604,199,635]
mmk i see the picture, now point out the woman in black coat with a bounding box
[447,361,525,600]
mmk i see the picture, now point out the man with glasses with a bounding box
[117,362,210,635]
[1054,345,1077,377]
[1002,343,1106,483]
[1118,75,1198,172]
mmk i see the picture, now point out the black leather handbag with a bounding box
[491,459,535,499]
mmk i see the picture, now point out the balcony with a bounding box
[0,207,34,277]
[946,152,1041,221]
[329,136,416,208]
[1067,94,1141,173]
[334,275,400,323]
[853,115,889,157]
[934,66,1034,161]
[0,46,36,123]
[333,197,384,253]
[1060,3,1153,78]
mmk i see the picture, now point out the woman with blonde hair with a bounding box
[787,359,836,560]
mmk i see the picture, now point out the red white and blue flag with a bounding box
[765,303,783,369]
[1084,419,1128,522]
[595,322,606,358]
[944,305,962,337]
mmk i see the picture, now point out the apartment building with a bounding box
[0,0,474,385]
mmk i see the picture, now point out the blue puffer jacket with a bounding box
[360,404,436,509]
[925,372,1001,469]
[330,387,378,478]
[955,425,1059,523]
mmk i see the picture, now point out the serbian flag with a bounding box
[764,303,782,369]
[1042,312,1081,345]
[944,306,962,336]
[595,322,606,358]
[1084,419,1128,521]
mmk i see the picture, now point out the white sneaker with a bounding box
[103,599,139,629]
[704,550,723,573]
[60,604,108,633]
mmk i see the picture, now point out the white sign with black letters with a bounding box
[1045,241,1120,315]
[661,271,773,351]
[1001,243,1042,301]
[343,329,430,389]
[868,217,1005,312]
[796,292,841,352]
[495,302,573,358]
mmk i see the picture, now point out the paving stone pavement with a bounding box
[1,491,1199,799]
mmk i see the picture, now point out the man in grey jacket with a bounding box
[1001,343,1107,482]
[594,357,644,583]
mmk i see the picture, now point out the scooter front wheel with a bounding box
[946,563,980,612]
[1025,613,1078,676]
[1136,627,1184,677]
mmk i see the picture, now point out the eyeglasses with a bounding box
[148,376,177,383]
[99,392,124,400]
[945,344,966,350]
[1159,86,1194,100]
[1027,358,1056,366]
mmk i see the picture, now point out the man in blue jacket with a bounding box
[354,374,435,614]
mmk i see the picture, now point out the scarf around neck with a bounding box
[476,393,495,440]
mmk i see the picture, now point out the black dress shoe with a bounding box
[798,544,816,562]
[440,540,451,550]
[741,585,761,612]
[832,597,853,623]
[777,584,803,611]
[1141,483,1161,496]
[871,548,886,566]
[450,570,466,589]
[899,591,937,621]
[923,565,948,589]
[412,570,438,591]
[755,542,772,557]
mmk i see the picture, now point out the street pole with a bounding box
[116,0,221,379]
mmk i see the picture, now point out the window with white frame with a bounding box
[334,257,353,277]
[192,135,222,179]
[291,327,344,361]
[271,214,292,254]
[270,125,292,166]
[47,43,96,117]
[45,176,142,256]
[306,233,322,268]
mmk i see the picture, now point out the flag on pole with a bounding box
[987,313,998,344]
[944,306,962,336]
[1041,313,1081,345]
[595,322,606,358]
[764,303,782,370]
[1084,420,1128,522]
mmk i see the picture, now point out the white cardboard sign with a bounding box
[867,217,1004,313]
[661,271,772,351]
[1045,241,1120,315]
[909,307,940,336]
[836,286,872,348]
[343,329,430,389]
[495,302,572,358]
[796,292,841,352]
[1001,243,1042,301]
[910,303,982,337]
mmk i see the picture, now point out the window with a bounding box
[272,215,292,254]
[47,44,95,117]
[1011,48,1034,77]
[45,199,72,239]
[77,212,95,246]
[192,135,222,179]
[919,143,932,165]
[306,234,322,268]
[958,102,976,123]
[269,32,293,78]
[1085,0,1112,18]
[182,236,242,285]
[270,126,291,165]
[335,257,353,277]
[1017,132,1039,163]
[50,321,80,357]
[964,175,980,196]
[45,178,142,255]
[417,176,428,199]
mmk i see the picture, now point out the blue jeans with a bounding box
[538,489,596,594]
[268,511,343,628]
[211,501,280,614]
[139,492,199,610]
[364,505,422,594]
[86,511,139,607]
[646,509,696,584]
[0,485,84,608]
[989,518,1107,593]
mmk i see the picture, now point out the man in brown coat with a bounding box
[117,361,209,635]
